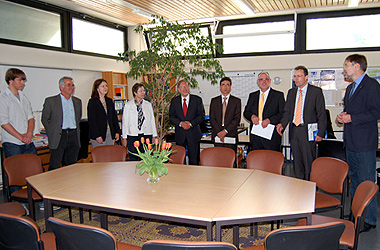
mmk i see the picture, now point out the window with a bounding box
[221,20,295,54]
[72,18,125,57]
[0,0,61,47]
[306,14,380,50]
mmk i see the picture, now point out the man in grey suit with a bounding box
[42,76,82,171]
[276,66,326,180]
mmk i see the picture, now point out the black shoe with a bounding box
[361,222,376,233]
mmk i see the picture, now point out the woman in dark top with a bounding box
[87,78,120,148]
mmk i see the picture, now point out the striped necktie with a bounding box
[294,89,303,126]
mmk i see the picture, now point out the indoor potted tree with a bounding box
[118,15,224,141]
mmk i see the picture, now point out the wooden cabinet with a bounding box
[102,71,128,101]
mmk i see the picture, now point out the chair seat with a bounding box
[117,242,143,250]
[0,202,26,216]
[41,232,57,250]
[315,192,341,210]
[12,188,42,200]
[297,215,355,248]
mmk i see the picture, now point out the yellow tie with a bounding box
[294,89,303,126]
[222,97,227,125]
[258,93,265,121]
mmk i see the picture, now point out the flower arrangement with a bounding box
[131,137,172,183]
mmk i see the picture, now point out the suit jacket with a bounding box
[209,95,241,143]
[343,74,380,152]
[42,94,82,149]
[280,84,327,140]
[169,94,205,144]
[87,97,120,141]
[244,88,285,146]
[121,99,157,138]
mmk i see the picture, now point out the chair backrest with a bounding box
[265,222,345,250]
[0,213,44,250]
[317,140,345,161]
[168,145,186,164]
[200,147,235,168]
[3,154,43,186]
[351,181,378,230]
[91,145,128,163]
[310,157,349,193]
[142,240,237,250]
[48,217,117,250]
[246,150,284,174]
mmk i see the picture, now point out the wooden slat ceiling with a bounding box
[52,0,380,25]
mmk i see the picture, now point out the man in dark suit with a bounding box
[337,54,380,232]
[209,77,241,152]
[244,72,285,152]
[42,76,82,171]
[276,66,326,180]
[169,80,205,165]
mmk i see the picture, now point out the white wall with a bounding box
[0,43,130,119]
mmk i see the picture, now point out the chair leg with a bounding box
[79,208,84,224]
[270,221,274,231]
[250,222,259,237]
[68,207,72,222]
[89,209,92,221]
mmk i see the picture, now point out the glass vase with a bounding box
[147,169,160,184]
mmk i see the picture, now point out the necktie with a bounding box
[349,81,357,99]
[183,98,187,117]
[294,89,303,126]
[258,93,265,121]
[222,97,227,125]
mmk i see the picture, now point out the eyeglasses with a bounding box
[258,78,270,81]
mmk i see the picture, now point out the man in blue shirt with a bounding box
[42,77,82,171]
[337,54,380,232]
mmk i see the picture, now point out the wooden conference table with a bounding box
[26,162,315,245]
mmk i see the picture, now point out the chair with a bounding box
[245,150,284,233]
[3,154,44,220]
[168,145,186,164]
[142,240,237,250]
[311,157,349,219]
[243,222,345,250]
[47,217,141,250]
[91,145,128,162]
[246,150,284,174]
[0,202,26,216]
[90,145,128,223]
[200,147,235,168]
[317,139,345,161]
[0,212,56,250]
[297,180,378,250]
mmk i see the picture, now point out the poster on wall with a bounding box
[293,67,380,107]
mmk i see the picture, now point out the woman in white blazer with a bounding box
[122,83,157,160]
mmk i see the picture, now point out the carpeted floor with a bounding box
[37,208,288,248]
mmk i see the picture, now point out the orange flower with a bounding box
[148,144,152,150]
[154,138,159,145]
[146,138,150,144]
[140,137,145,144]
[161,141,166,150]
[134,141,140,148]
[166,143,172,149]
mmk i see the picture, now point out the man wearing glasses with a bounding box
[276,66,326,180]
[244,72,285,152]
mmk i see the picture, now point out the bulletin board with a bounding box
[195,71,261,106]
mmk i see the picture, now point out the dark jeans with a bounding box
[49,129,80,171]
[127,134,153,161]
[3,142,37,194]
[347,149,377,225]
